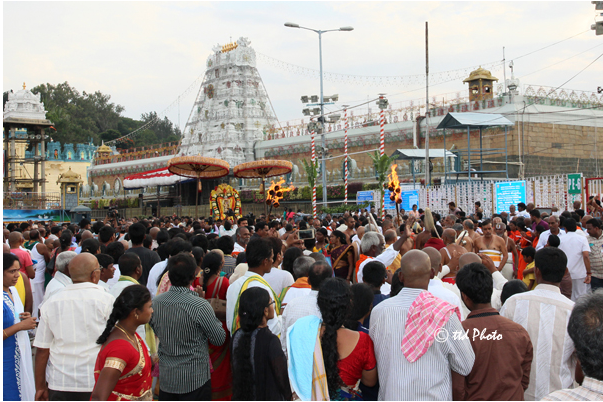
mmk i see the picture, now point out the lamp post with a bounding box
[285,22,353,208]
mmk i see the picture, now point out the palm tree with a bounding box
[301,158,320,189]
[369,150,396,214]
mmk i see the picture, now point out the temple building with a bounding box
[179,37,278,166]
[85,53,603,210]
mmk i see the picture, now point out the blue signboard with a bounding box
[400,190,420,211]
[495,181,526,213]
[356,191,374,203]
[384,190,420,211]
[3,210,70,222]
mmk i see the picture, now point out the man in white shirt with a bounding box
[226,237,282,336]
[147,239,191,298]
[536,215,565,251]
[232,226,250,257]
[500,247,578,401]
[263,237,294,296]
[41,251,76,308]
[280,256,314,309]
[516,203,530,219]
[34,253,115,401]
[357,225,413,284]
[281,261,332,354]
[370,250,475,400]
[559,218,592,300]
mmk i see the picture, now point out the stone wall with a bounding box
[261,121,603,182]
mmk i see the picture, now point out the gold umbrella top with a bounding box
[168,156,230,179]
[233,160,293,179]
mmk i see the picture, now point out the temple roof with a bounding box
[96,142,113,154]
[3,82,49,121]
[463,67,498,83]
[57,167,83,183]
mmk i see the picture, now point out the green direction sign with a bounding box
[568,173,582,195]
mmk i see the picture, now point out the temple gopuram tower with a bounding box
[179,37,278,166]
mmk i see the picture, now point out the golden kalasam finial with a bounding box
[221,42,239,53]
[23,82,26,90]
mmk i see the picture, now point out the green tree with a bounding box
[301,158,320,188]
[369,150,397,210]
[100,129,122,143]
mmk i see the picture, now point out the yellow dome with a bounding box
[57,167,83,183]
[96,142,113,154]
[463,67,498,83]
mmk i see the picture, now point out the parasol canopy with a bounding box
[234,160,293,218]
[233,160,293,179]
[123,167,192,190]
[168,156,230,179]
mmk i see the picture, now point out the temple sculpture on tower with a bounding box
[179,37,279,167]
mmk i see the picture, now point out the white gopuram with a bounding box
[3,83,48,120]
[179,37,279,167]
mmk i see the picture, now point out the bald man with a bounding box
[3,243,10,253]
[119,239,130,251]
[440,229,467,283]
[423,247,465,319]
[370,249,474,400]
[34,253,115,401]
[9,231,35,279]
[75,230,93,254]
[149,226,160,250]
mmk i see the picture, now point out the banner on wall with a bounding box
[3,210,70,223]
[495,181,526,213]
[384,190,420,211]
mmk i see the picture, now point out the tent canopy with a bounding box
[123,167,193,189]
[436,112,514,129]
[390,149,457,160]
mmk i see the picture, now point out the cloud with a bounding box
[4,1,601,128]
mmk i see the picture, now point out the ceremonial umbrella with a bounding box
[168,156,230,218]
[233,160,293,218]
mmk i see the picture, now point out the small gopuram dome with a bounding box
[3,82,48,120]
[57,167,82,184]
[95,141,113,157]
[463,67,498,102]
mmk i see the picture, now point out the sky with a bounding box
[4,1,602,137]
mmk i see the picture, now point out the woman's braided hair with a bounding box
[317,277,352,399]
[96,285,151,345]
[232,287,270,401]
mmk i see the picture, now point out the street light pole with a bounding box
[318,31,327,207]
[285,22,353,210]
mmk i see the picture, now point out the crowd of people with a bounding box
[3,198,603,401]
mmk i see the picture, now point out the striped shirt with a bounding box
[150,286,226,394]
[587,233,603,279]
[222,255,237,277]
[541,377,603,401]
[500,284,577,401]
[370,287,475,401]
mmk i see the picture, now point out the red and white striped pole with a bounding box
[344,108,348,204]
[311,128,317,219]
[380,105,386,219]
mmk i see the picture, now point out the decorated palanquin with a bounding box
[210,184,243,220]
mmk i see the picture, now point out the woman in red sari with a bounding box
[91,285,153,401]
[203,251,232,400]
